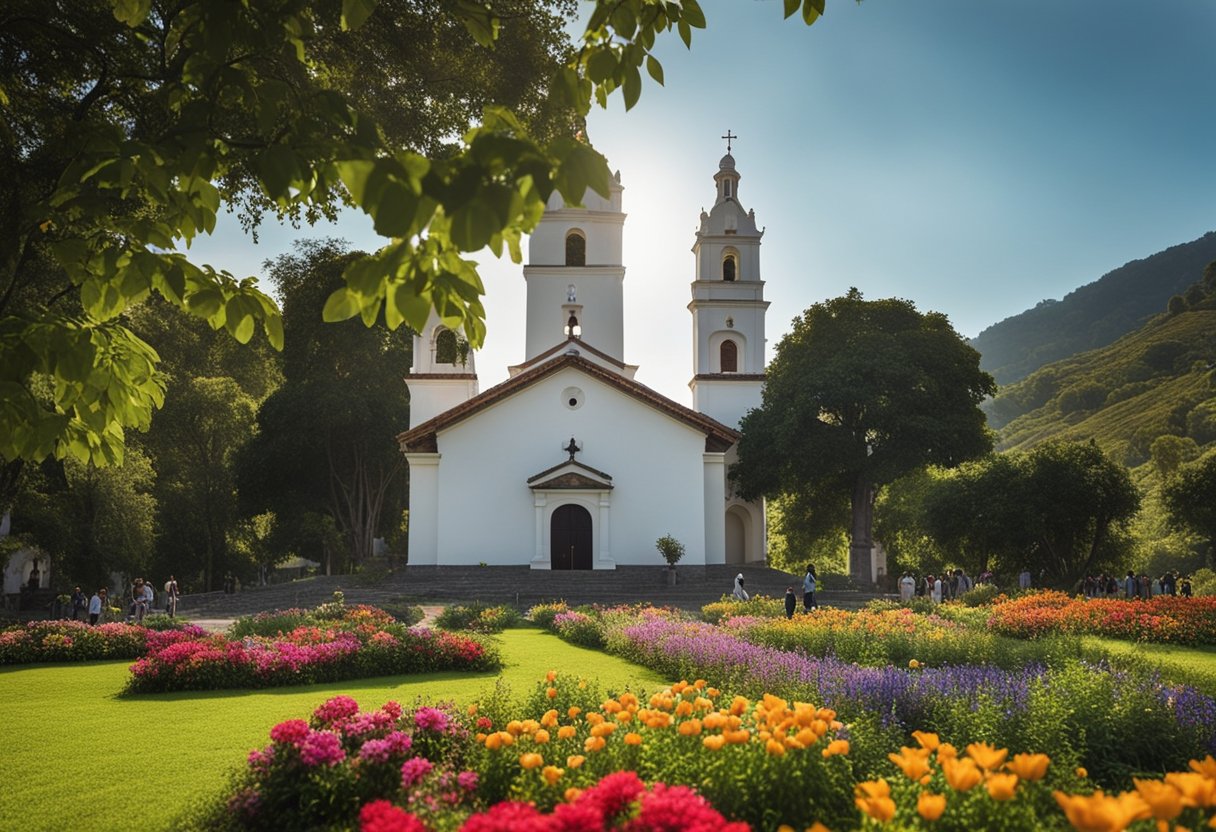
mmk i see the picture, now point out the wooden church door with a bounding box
[550,504,592,570]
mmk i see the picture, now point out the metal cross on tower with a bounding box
[721,130,737,152]
[564,437,580,460]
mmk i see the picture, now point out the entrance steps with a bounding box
[177,565,888,619]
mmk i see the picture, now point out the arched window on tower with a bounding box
[435,328,458,364]
[720,339,738,373]
[565,230,586,266]
[722,254,737,282]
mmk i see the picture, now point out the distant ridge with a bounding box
[971,231,1216,386]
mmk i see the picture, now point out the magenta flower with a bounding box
[400,756,433,788]
[413,706,449,733]
[299,730,346,767]
[269,719,310,746]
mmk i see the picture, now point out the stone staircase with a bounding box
[177,565,890,619]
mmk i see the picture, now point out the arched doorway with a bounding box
[551,504,592,570]
[725,508,747,564]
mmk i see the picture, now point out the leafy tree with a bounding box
[2,0,825,471]
[732,289,996,583]
[1150,434,1198,480]
[237,240,410,574]
[1162,450,1216,566]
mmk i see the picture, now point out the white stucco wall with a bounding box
[421,366,709,567]
[689,379,763,431]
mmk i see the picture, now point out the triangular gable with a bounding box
[507,337,638,380]
[399,353,739,454]
[527,459,613,490]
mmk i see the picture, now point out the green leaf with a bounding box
[622,65,642,111]
[783,0,800,18]
[371,181,417,238]
[224,296,256,344]
[388,281,432,332]
[322,287,361,322]
[263,313,284,351]
[341,0,377,30]
[258,145,299,200]
[681,0,706,29]
[587,48,619,85]
[646,56,665,86]
[111,0,152,26]
[449,199,501,251]
[677,18,692,48]
[802,0,823,25]
[455,0,499,47]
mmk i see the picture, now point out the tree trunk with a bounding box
[848,476,874,586]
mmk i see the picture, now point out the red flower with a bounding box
[359,800,428,832]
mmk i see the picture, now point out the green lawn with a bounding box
[1082,635,1216,695]
[0,628,665,832]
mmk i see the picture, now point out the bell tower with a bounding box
[405,310,479,428]
[523,172,627,363]
[688,148,769,427]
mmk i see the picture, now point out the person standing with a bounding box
[88,589,103,625]
[1018,569,1032,590]
[899,572,915,602]
[1181,576,1193,598]
[164,576,180,617]
[784,587,797,619]
[931,575,943,604]
[1124,571,1137,599]
[70,586,88,621]
[732,573,749,601]
[803,564,818,612]
[131,578,148,623]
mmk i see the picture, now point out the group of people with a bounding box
[731,565,821,618]
[65,577,181,625]
[1083,571,1193,599]
[898,568,977,603]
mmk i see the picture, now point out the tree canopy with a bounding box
[732,289,995,583]
[1162,450,1216,566]
[0,0,827,475]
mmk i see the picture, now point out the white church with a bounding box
[398,151,770,569]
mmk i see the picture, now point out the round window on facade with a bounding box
[562,386,585,410]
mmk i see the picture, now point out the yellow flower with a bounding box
[1008,753,1050,782]
[703,735,726,751]
[557,726,576,740]
[855,779,896,823]
[909,659,921,669]
[986,773,1019,801]
[624,732,642,746]
[966,742,1008,771]
[822,739,850,758]
[566,754,585,769]
[941,757,982,792]
[917,791,947,821]
[583,736,605,753]
[542,765,563,786]
[519,752,543,769]
[1076,766,1088,779]
[1053,790,1149,832]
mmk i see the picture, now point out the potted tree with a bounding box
[655,534,685,586]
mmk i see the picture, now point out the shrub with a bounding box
[700,594,785,624]
[0,619,201,664]
[378,599,426,626]
[654,533,685,567]
[959,583,1002,607]
[551,610,603,648]
[987,590,1216,644]
[526,601,569,629]
[435,603,521,633]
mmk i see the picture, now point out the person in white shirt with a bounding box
[88,589,104,625]
[732,573,750,601]
[931,576,943,604]
[899,572,916,602]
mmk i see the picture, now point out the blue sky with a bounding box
[191,0,1216,405]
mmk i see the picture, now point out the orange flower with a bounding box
[541,709,559,728]
[822,739,850,758]
[506,720,524,736]
[889,747,932,780]
[703,735,726,751]
[583,736,605,753]
[678,719,702,736]
[568,707,582,719]
[917,792,946,821]
[1008,753,1050,782]
[941,757,982,792]
[590,723,616,738]
[1132,779,1183,821]
[533,729,550,744]
[585,712,605,726]
[1164,772,1216,808]
[936,743,958,763]
[855,779,896,823]
[766,738,786,757]
[546,670,557,682]
[624,732,642,746]
[1076,766,1088,779]
[542,765,563,786]
[557,726,576,740]
[724,729,751,745]
[566,755,585,769]
[986,773,1019,801]
[467,704,479,716]
[1053,790,1149,832]
[564,787,582,802]
[519,752,543,769]
[1190,755,1216,780]
[546,687,558,700]
[912,731,940,752]
[966,742,1008,771]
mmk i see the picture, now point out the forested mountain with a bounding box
[972,231,1216,385]
[986,265,1216,474]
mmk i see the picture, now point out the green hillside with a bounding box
[971,231,1216,385]
[988,307,1216,470]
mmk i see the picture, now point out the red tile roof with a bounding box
[399,353,740,453]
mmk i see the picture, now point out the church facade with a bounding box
[398,153,770,569]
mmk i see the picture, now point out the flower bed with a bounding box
[700,594,787,624]
[434,603,522,634]
[193,675,1216,831]
[126,601,498,693]
[988,591,1216,645]
[0,619,204,664]
[544,608,1216,785]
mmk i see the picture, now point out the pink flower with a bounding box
[313,695,361,727]
[400,757,433,788]
[413,707,449,733]
[299,730,346,767]
[359,800,429,832]
[382,701,403,720]
[269,719,311,746]
[358,732,412,764]
[457,771,479,792]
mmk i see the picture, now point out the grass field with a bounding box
[1081,635,1216,695]
[0,628,665,832]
